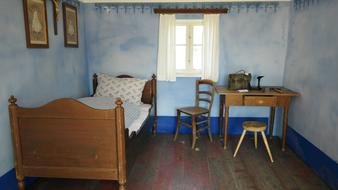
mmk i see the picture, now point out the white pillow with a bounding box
[94,74,147,105]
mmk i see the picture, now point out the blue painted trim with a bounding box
[157,116,268,135]
[0,169,36,190]
[286,127,338,190]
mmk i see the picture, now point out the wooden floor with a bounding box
[28,134,330,190]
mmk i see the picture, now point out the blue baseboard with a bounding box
[0,169,36,190]
[156,116,268,135]
[286,127,338,190]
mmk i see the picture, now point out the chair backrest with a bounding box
[195,79,215,114]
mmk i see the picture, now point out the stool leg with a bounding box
[233,130,247,157]
[192,116,197,149]
[174,110,181,141]
[254,132,258,149]
[261,131,274,163]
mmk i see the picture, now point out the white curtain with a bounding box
[157,14,176,81]
[202,14,220,82]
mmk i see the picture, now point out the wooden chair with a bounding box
[233,121,274,163]
[174,79,215,149]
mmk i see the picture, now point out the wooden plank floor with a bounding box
[28,134,330,190]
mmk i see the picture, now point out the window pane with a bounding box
[193,26,203,45]
[193,46,202,70]
[176,26,186,45]
[176,45,186,70]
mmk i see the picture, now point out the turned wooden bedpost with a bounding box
[115,98,127,190]
[8,96,25,190]
[92,73,98,96]
[152,74,158,135]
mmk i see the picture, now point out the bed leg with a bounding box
[17,178,25,190]
[152,120,157,136]
[118,182,126,190]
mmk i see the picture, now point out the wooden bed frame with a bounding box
[8,74,157,190]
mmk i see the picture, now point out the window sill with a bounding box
[176,73,202,78]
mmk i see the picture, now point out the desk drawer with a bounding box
[226,95,243,106]
[244,96,277,106]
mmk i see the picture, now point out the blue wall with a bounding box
[2,0,337,188]
[83,4,338,187]
[84,3,290,130]
[284,0,338,164]
[0,0,88,178]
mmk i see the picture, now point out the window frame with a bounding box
[175,19,204,77]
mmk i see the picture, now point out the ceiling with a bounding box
[79,0,290,3]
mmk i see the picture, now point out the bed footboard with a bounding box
[8,96,127,190]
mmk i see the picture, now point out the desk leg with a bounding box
[269,107,276,140]
[282,98,291,151]
[223,106,229,149]
[218,95,224,137]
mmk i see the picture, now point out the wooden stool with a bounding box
[233,121,274,163]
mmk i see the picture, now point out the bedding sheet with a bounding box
[78,97,149,135]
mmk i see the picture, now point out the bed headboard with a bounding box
[92,74,157,106]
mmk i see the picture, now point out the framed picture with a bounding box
[23,0,49,48]
[63,3,78,48]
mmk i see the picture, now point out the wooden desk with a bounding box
[216,87,299,151]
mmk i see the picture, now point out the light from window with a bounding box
[175,26,186,70]
[193,26,203,70]
[175,20,203,76]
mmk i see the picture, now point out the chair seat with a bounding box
[177,106,209,115]
[243,121,267,132]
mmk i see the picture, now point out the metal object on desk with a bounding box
[257,76,264,90]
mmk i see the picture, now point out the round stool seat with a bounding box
[234,121,274,163]
[243,121,267,132]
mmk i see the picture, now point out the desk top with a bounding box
[216,86,300,96]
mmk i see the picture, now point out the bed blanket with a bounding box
[78,97,141,129]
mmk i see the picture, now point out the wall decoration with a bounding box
[52,0,60,35]
[23,0,49,48]
[294,0,321,11]
[94,2,280,15]
[63,2,78,47]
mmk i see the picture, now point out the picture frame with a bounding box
[63,2,78,48]
[22,0,49,48]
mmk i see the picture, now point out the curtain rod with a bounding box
[153,8,228,14]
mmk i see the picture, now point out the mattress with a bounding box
[78,97,151,136]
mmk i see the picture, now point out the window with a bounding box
[175,20,203,77]
[157,14,219,82]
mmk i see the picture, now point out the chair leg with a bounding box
[207,117,213,142]
[192,116,197,149]
[261,131,274,163]
[233,130,247,157]
[174,110,181,141]
[254,132,258,149]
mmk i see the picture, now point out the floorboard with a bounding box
[27,134,331,190]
